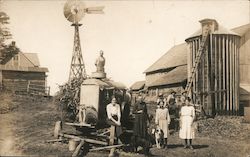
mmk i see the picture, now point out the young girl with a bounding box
[155,101,171,149]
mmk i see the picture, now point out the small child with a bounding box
[155,101,171,149]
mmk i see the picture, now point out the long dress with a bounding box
[179,105,195,139]
[133,101,148,138]
[155,108,170,138]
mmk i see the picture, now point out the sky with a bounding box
[1,0,249,95]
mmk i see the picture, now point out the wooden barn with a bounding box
[0,51,49,95]
[143,43,187,101]
[232,23,250,114]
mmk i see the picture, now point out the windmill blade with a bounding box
[85,6,104,14]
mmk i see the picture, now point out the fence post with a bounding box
[27,80,30,93]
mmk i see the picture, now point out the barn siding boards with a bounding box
[2,71,46,80]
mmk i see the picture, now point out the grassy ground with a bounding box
[0,93,250,157]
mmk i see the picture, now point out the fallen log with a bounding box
[59,133,108,146]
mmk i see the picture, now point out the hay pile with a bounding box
[197,116,250,140]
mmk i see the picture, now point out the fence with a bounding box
[27,82,50,96]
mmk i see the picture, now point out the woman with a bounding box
[133,96,149,138]
[179,97,195,149]
[132,96,151,155]
[155,101,170,148]
[106,97,122,138]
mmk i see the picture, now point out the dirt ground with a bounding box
[0,93,250,157]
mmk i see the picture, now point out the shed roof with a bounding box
[146,65,187,87]
[144,43,187,73]
[130,81,145,91]
[82,78,126,90]
[231,23,250,36]
[23,53,40,67]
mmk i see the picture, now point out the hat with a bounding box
[182,91,187,94]
[158,93,163,96]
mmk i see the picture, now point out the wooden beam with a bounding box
[229,36,233,115]
[222,35,226,113]
[59,133,108,146]
[72,140,85,157]
[65,122,94,128]
[226,35,230,114]
[45,139,67,143]
[89,144,124,152]
[214,34,218,115]
[237,37,240,115]
[218,35,222,114]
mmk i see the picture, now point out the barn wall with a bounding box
[145,72,168,87]
[2,70,46,92]
[239,31,250,85]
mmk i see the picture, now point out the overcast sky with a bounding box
[1,0,249,94]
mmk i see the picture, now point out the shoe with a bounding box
[184,145,188,149]
[189,145,194,150]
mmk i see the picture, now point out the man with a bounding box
[166,90,176,107]
[156,93,167,107]
[181,91,187,105]
[166,90,177,131]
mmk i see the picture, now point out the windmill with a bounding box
[63,0,104,82]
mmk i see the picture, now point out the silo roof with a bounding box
[186,25,240,41]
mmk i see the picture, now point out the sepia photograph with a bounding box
[0,0,250,156]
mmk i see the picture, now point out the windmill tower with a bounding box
[63,0,104,82]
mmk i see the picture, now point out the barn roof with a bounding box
[144,43,187,73]
[130,81,145,91]
[231,23,250,36]
[146,65,187,87]
[23,53,40,67]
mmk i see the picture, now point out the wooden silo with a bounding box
[185,19,241,116]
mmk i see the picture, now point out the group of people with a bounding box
[155,91,196,150]
[105,90,196,156]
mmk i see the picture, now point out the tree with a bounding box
[0,11,19,64]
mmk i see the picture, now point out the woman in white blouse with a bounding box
[179,97,195,149]
[106,97,122,137]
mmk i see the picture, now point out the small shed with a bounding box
[0,52,49,95]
